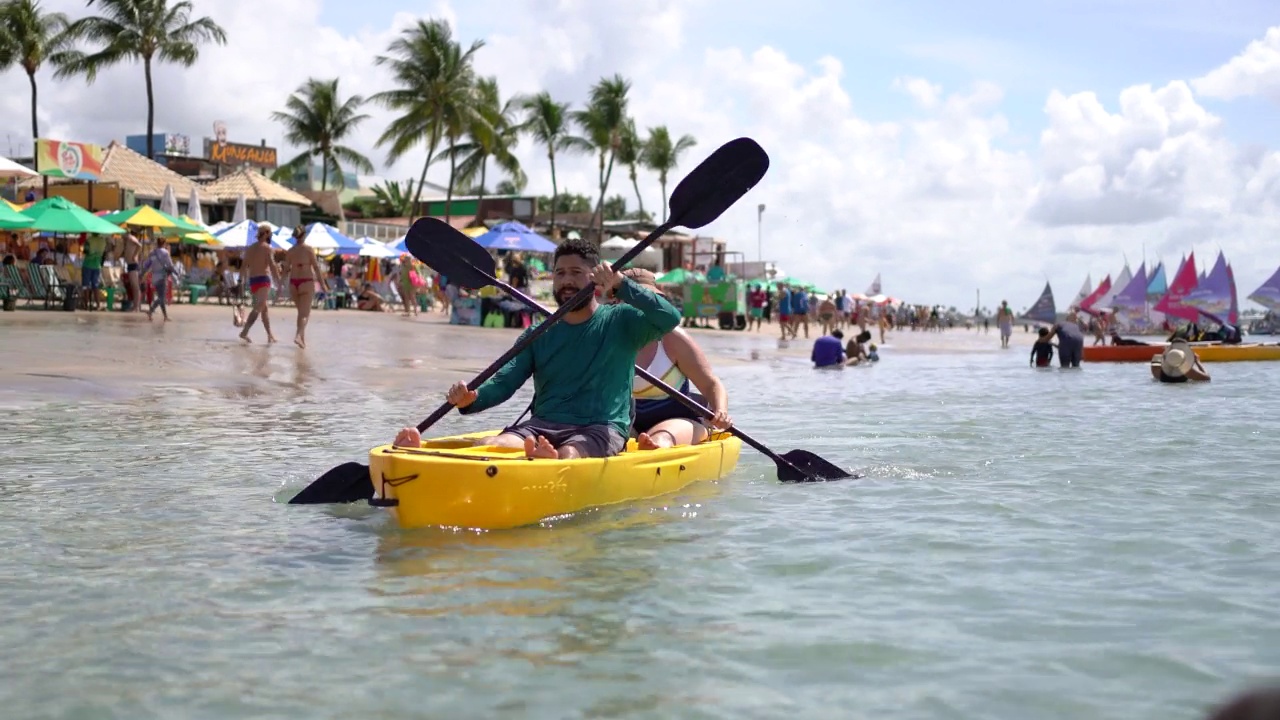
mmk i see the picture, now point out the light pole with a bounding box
[756,203,765,263]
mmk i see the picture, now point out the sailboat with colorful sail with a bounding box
[1154,252,1200,323]
[1079,274,1111,313]
[1020,281,1056,324]
[1145,261,1167,330]
[1094,263,1131,312]
[1248,265,1280,311]
[1110,262,1149,330]
[1182,251,1232,322]
[1070,274,1092,310]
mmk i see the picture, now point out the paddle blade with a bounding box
[777,450,858,483]
[405,217,499,286]
[669,137,770,229]
[287,462,374,504]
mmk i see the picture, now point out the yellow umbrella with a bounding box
[3,198,28,212]
[102,204,201,231]
[462,226,487,238]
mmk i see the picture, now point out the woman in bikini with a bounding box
[283,225,327,348]
[606,268,731,450]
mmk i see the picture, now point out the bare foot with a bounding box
[239,331,252,344]
[294,336,305,349]
[267,334,278,344]
[524,435,558,459]
[637,431,675,450]
[393,427,421,448]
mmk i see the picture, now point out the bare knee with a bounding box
[479,433,525,449]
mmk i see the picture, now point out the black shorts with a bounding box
[500,416,627,458]
[633,392,707,435]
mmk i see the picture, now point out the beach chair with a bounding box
[37,264,74,309]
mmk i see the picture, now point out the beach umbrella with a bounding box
[655,267,704,285]
[232,194,247,223]
[187,186,204,226]
[271,225,294,250]
[462,226,488,238]
[102,205,204,234]
[386,234,407,254]
[527,256,546,272]
[20,196,126,234]
[472,221,556,253]
[212,219,259,248]
[300,222,362,255]
[0,156,37,179]
[357,238,397,258]
[0,200,35,229]
[159,184,179,217]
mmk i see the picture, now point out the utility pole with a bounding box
[756,203,765,263]
[976,288,980,318]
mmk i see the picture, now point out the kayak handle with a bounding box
[368,471,419,508]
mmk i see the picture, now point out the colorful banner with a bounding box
[35,138,106,180]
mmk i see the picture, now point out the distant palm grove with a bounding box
[0,2,699,235]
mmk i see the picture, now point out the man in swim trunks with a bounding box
[996,300,1014,348]
[239,225,280,343]
[777,284,793,340]
[80,233,106,310]
[392,238,681,459]
[120,232,142,311]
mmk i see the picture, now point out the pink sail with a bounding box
[1154,252,1200,322]
[1182,251,1232,319]
[1248,265,1280,311]
[1079,274,1111,312]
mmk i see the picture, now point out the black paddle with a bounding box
[289,137,771,504]
[407,221,856,482]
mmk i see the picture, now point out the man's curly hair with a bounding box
[553,238,600,267]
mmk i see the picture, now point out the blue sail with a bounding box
[1020,281,1056,324]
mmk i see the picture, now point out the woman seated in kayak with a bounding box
[607,268,731,449]
[1150,340,1211,383]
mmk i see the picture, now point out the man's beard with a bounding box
[555,285,584,308]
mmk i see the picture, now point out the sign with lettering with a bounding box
[204,138,277,169]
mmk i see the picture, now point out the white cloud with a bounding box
[2,1,1279,307]
[1192,26,1280,102]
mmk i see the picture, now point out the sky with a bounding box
[3,0,1280,310]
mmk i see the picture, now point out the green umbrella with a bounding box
[526,256,546,272]
[21,196,126,235]
[656,267,705,284]
[0,201,35,230]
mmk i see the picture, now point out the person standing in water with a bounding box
[608,268,731,449]
[239,225,281,344]
[120,232,142,311]
[142,238,179,321]
[996,300,1015,348]
[283,224,326,347]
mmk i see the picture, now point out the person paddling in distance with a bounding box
[603,268,731,449]
[393,239,682,459]
[239,225,281,344]
[283,224,327,348]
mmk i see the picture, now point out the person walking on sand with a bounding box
[996,300,1015,348]
[120,232,142,311]
[143,238,179,321]
[239,226,281,344]
[283,225,326,347]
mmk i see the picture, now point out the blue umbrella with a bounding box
[212,219,259,248]
[472,221,556,253]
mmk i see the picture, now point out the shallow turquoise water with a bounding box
[2,319,1278,720]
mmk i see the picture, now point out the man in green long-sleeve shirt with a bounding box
[393,239,681,459]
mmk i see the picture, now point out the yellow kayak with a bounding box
[367,430,742,530]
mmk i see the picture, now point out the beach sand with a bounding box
[0,304,1051,407]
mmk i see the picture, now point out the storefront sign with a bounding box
[204,138,277,169]
[35,138,106,180]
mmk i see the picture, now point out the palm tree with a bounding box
[615,118,646,221]
[271,77,373,192]
[570,74,630,241]
[517,90,578,232]
[642,126,697,223]
[444,76,524,222]
[55,0,227,161]
[0,0,73,147]
[371,18,482,222]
